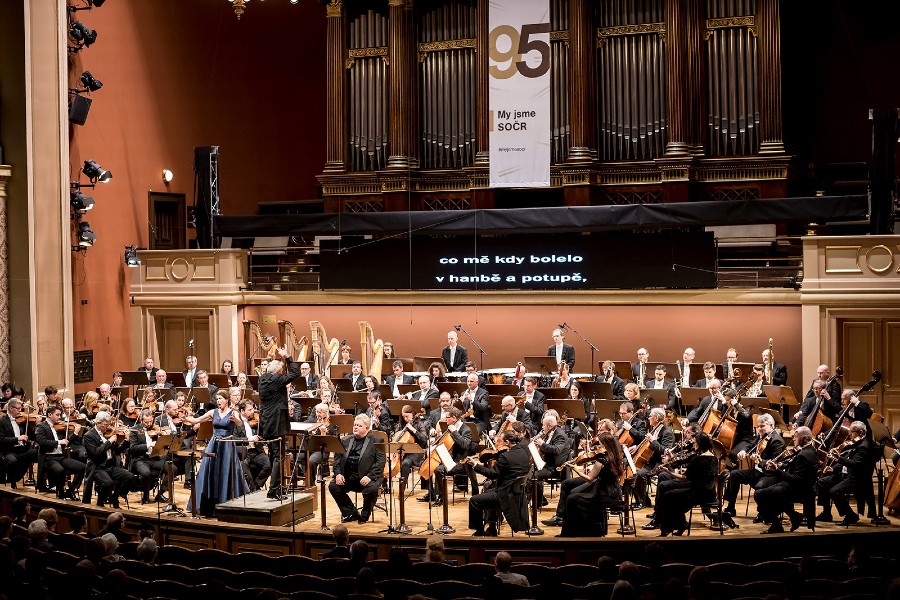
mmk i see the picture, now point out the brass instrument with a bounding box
[764,338,774,386]
[308,320,340,379]
[277,319,311,364]
[359,321,384,379]
[638,359,646,389]
[673,358,683,399]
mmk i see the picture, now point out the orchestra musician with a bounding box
[744,364,767,398]
[654,432,719,537]
[0,398,39,488]
[460,373,492,435]
[548,328,575,371]
[366,391,393,436]
[152,369,174,391]
[505,363,527,390]
[693,362,718,389]
[346,361,368,391]
[83,411,134,508]
[97,384,116,407]
[798,365,843,421]
[60,397,88,462]
[558,433,625,537]
[35,405,85,500]
[756,425,819,533]
[428,362,448,384]
[632,348,650,385]
[761,348,788,386]
[385,360,413,398]
[233,399,272,491]
[382,341,395,360]
[645,365,678,412]
[616,401,648,446]
[676,348,696,384]
[395,404,431,488]
[683,380,727,425]
[236,371,254,391]
[296,402,338,481]
[463,361,486,388]
[722,348,739,381]
[468,428,532,536]
[543,416,616,528]
[722,413,786,518]
[362,375,379,395]
[183,355,198,388]
[623,407,675,511]
[329,414,386,524]
[441,330,469,374]
[531,412,570,507]
[299,363,319,393]
[816,420,874,526]
[836,388,873,439]
[337,344,353,366]
[127,409,168,504]
[155,400,195,488]
[221,359,235,378]
[554,362,573,390]
[596,360,626,400]
[521,377,546,429]
[118,398,140,428]
[258,345,301,500]
[420,407,477,505]
[490,396,532,440]
[791,379,829,428]
[34,396,48,417]
[136,357,159,381]
[644,422,702,531]
[407,375,439,411]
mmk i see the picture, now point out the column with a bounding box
[0,165,11,384]
[387,0,413,169]
[567,0,596,162]
[757,0,785,155]
[323,0,348,172]
[664,0,691,157]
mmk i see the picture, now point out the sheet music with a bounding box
[291,422,321,432]
[623,445,637,474]
[435,444,457,471]
[527,442,546,471]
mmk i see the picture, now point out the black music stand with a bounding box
[536,387,569,399]
[332,378,355,393]
[762,385,799,424]
[413,356,443,372]
[435,382,467,397]
[309,434,346,531]
[869,421,893,525]
[484,384,521,396]
[594,399,624,423]
[154,432,186,517]
[579,381,613,400]
[190,387,213,411]
[523,355,554,386]
[679,388,709,413]
[397,384,419,398]
[207,374,231,389]
[386,399,413,417]
[148,387,175,405]
[546,400,587,430]
[110,386,129,400]
[377,384,394,399]
[337,394,364,416]
[119,371,150,403]
[720,362,755,381]
[687,364,707,385]
[612,361,633,381]
[378,441,423,535]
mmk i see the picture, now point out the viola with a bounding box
[15,414,42,424]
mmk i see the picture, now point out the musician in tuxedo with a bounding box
[35,406,85,500]
[60,397,88,462]
[835,388,873,439]
[631,347,650,384]
[722,413,786,517]
[693,362,718,389]
[615,400,648,444]
[193,371,218,412]
[756,426,819,533]
[676,348,696,385]
[233,399,272,491]
[721,348,740,381]
[366,391,393,437]
[299,362,319,393]
[0,398,38,488]
[154,400,195,487]
[464,361,486,388]
[547,328,575,371]
[407,375,439,411]
[395,404,431,488]
[258,346,301,499]
[329,414,386,524]
[490,396,533,440]
[83,411,135,508]
[468,428,532,536]
[791,379,829,428]
[421,407,478,504]
[744,364,768,398]
[137,357,159,382]
[684,380,729,424]
[800,365,843,420]
[428,392,454,430]
[531,412,570,506]
[685,385,755,463]
[460,373,492,435]
[817,420,874,526]
[521,377,546,429]
[761,349,788,386]
[645,365,678,412]
[346,361,368,391]
[295,402,338,482]
[596,360,626,400]
[127,410,168,504]
[384,360,413,398]
[152,369,174,390]
[183,355,198,388]
[623,407,675,510]
[441,330,469,373]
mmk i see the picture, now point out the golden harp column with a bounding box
[757,0,785,155]
[324,0,348,173]
[566,0,595,162]
[387,0,416,170]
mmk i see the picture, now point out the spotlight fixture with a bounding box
[79,71,103,92]
[82,159,112,183]
[68,0,106,11]
[124,245,141,267]
[162,169,174,183]
[69,21,97,49]
[77,222,96,247]
[70,190,95,212]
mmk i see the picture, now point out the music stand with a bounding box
[536,388,569,399]
[189,387,212,411]
[207,374,231,389]
[309,434,347,530]
[579,381,613,400]
[154,432,186,517]
[387,399,414,417]
[762,385,799,424]
[679,388,709,412]
[523,355,554,383]
[593,399,624,423]
[546,399,587,422]
[332,378,355,393]
[378,441,423,534]
[109,386,129,401]
[413,356,443,372]
[377,384,394,399]
[330,365,353,380]
[120,371,150,386]
[397,384,419,397]
[738,396,770,413]
[150,387,175,405]
[687,364,706,385]
[329,414,355,434]
[435,382,467,397]
[337,394,365,416]
[870,420,893,525]
[167,373,186,388]
[485,384,521,396]
[488,395,506,416]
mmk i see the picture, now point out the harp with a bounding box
[359,321,384,379]
[277,320,310,367]
[243,320,280,375]
[309,320,340,379]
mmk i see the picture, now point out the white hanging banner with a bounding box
[489,0,551,188]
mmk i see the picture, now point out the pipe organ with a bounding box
[318,0,789,209]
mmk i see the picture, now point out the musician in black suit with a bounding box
[756,426,820,533]
[460,373,492,435]
[421,407,477,504]
[384,360,413,397]
[35,406,85,499]
[233,400,272,491]
[152,370,175,390]
[365,391,393,437]
[60,397,88,463]
[329,414,386,524]
[468,428,532,536]
[83,411,135,508]
[490,396,533,440]
[816,420,874,526]
[834,388,873,440]
[761,349,788,386]
[395,404,431,488]
[346,361,368,391]
[295,402,338,482]
[183,355,198,388]
[441,330,469,373]
[137,357,159,382]
[522,377,546,430]
[631,348,650,383]
[596,360,626,400]
[406,375,439,410]
[800,365,843,420]
[624,407,675,510]
[531,411,570,506]
[0,398,38,488]
[791,379,830,427]
[427,393,454,430]
[644,365,679,412]
[722,412,786,516]
[676,348,696,385]
[463,361,486,388]
[155,399,195,487]
[298,362,319,393]
[547,328,575,371]
[693,362,719,389]
[127,410,168,504]
[684,380,729,424]
[193,371,219,412]
[258,346,301,499]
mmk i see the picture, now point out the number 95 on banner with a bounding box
[489,23,551,80]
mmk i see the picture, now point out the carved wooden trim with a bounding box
[704,16,756,40]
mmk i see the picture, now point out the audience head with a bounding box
[0,515,12,539]
[332,524,349,546]
[618,561,641,586]
[37,508,57,532]
[68,511,86,534]
[596,555,618,583]
[107,511,125,530]
[424,535,445,563]
[349,539,368,563]
[27,519,48,542]
[494,551,513,573]
[86,537,107,564]
[137,538,158,564]
[610,580,637,600]
[101,533,119,557]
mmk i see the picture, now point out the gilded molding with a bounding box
[704,15,756,40]
[824,246,862,274]
[418,38,476,62]
[326,0,343,18]
[597,22,665,47]
[550,30,569,42]
[864,245,895,274]
[348,47,388,58]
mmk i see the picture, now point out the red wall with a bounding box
[68,1,327,391]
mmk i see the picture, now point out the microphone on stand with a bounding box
[454,325,461,332]
[557,323,567,330]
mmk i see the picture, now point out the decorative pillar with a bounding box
[0,165,11,384]
[474,0,490,165]
[387,0,413,169]
[664,0,691,157]
[757,0,785,155]
[323,1,348,172]
[567,0,595,162]
[685,0,706,155]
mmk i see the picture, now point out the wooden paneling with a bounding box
[838,318,900,433]
[158,315,211,373]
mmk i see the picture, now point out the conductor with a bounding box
[258,345,300,500]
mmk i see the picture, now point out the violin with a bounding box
[248,412,260,428]
[145,424,161,438]
[15,413,43,424]
[53,421,81,434]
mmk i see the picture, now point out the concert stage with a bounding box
[216,489,316,526]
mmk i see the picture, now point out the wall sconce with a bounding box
[162,169,174,184]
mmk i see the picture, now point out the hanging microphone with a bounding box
[454,325,461,331]
[557,323,567,329]
[188,339,194,347]
[340,339,347,346]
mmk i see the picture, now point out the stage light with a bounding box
[69,21,97,47]
[124,245,140,267]
[82,160,112,183]
[162,169,174,183]
[79,71,103,92]
[77,222,96,247]
[70,190,95,212]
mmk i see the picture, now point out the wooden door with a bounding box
[157,315,211,374]
[838,318,900,435]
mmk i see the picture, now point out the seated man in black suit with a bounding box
[422,407,478,503]
[83,411,135,508]
[522,377,546,431]
[346,361,367,391]
[329,414,386,524]
[35,405,85,499]
[459,373,491,435]
[0,398,38,488]
[406,375,439,411]
[127,409,168,504]
[137,357,159,382]
[468,429,532,536]
[817,420,874,526]
[384,360,413,398]
[233,400,272,492]
[596,360,626,400]
[693,362,718,389]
